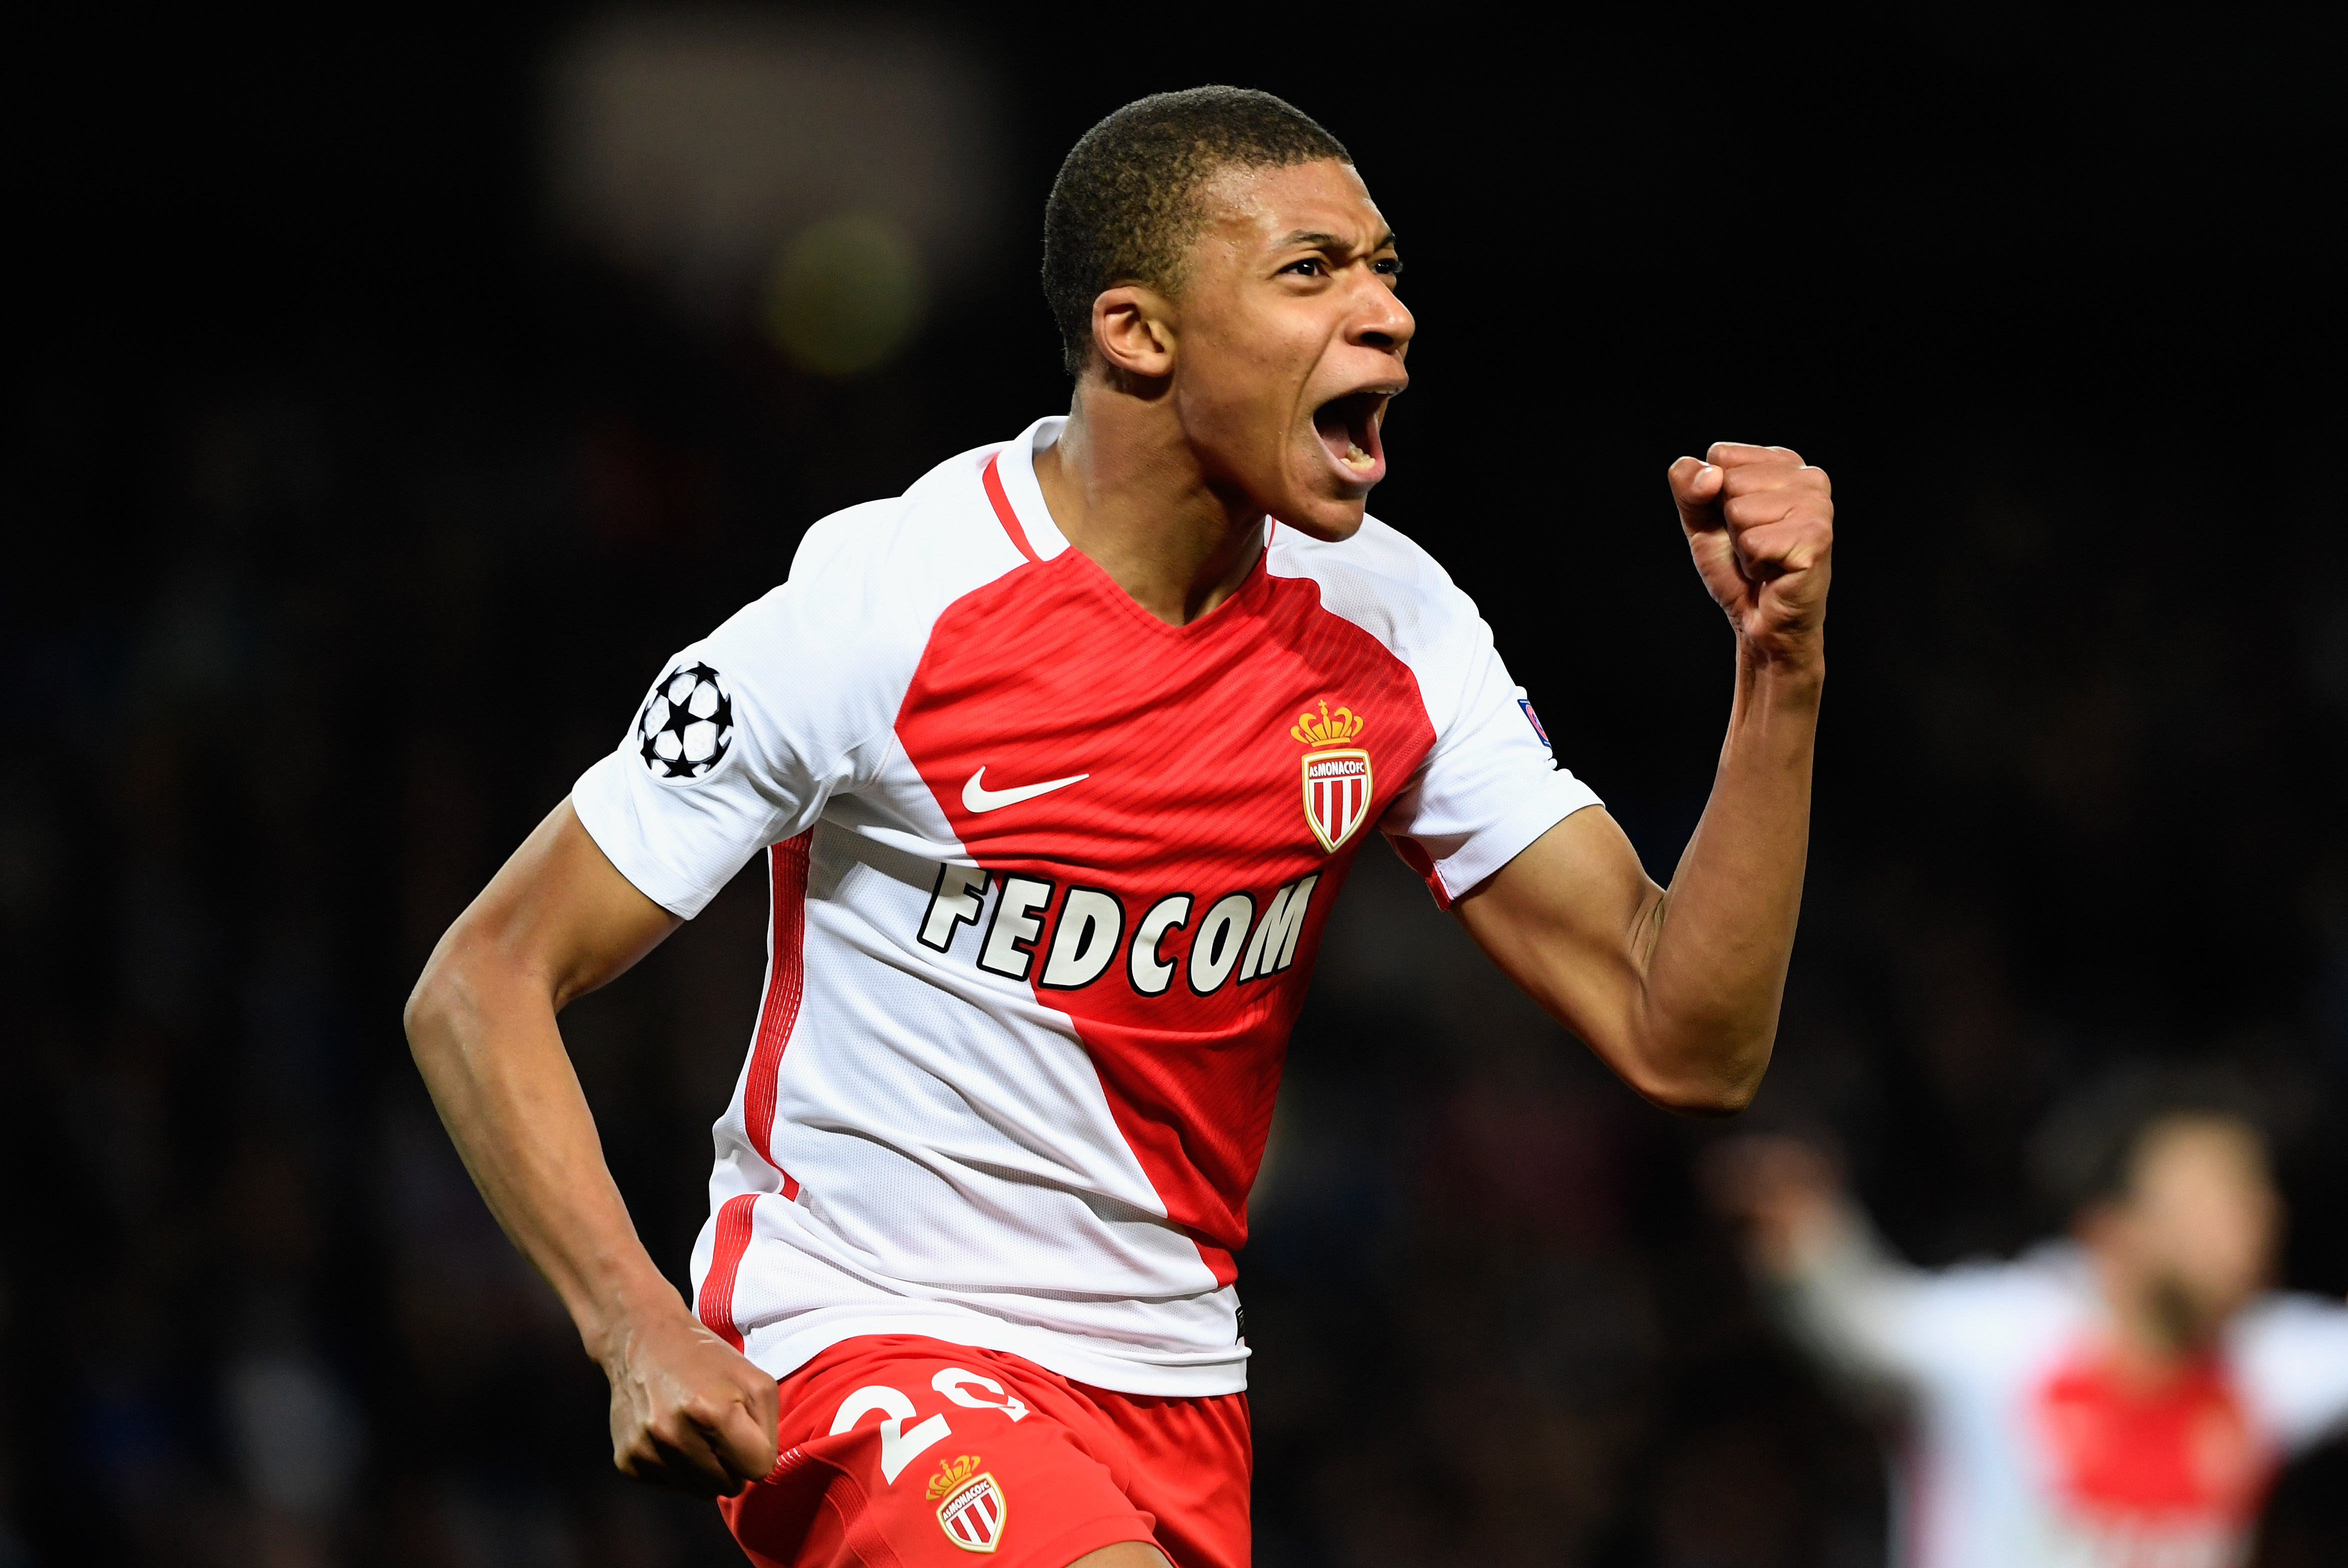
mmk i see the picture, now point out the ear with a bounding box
[1090,285,1176,382]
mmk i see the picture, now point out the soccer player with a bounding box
[406,87,1833,1568]
[1708,1078,2348,1568]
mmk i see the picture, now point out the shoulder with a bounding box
[1902,1250,2084,1357]
[2232,1291,2348,1357]
[1914,1255,2060,1312]
[2230,1292,2348,1445]
[1267,513,1484,662]
[710,442,1034,665]
[789,444,1028,612]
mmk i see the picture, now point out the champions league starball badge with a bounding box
[636,661,736,782]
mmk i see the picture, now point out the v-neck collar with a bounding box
[986,414,1279,634]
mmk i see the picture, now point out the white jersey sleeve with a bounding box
[2230,1292,2348,1452]
[1762,1210,1942,1402]
[571,500,916,918]
[1273,518,1599,904]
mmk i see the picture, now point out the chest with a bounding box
[892,559,1435,880]
[880,559,1434,1013]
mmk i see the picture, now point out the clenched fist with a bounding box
[600,1303,780,1497]
[1668,443,1834,669]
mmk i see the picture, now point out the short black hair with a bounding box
[1041,86,1352,378]
[2026,1064,2268,1222]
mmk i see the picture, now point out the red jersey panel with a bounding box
[896,528,1436,1281]
[2036,1348,2264,1523]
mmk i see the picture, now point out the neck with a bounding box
[1032,378,1266,627]
[2092,1251,2209,1386]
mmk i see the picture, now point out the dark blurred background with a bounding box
[4,7,2344,1564]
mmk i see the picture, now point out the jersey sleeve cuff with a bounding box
[572,754,730,920]
[1427,772,1604,906]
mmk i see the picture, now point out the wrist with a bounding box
[1736,637,1825,698]
[573,1264,689,1370]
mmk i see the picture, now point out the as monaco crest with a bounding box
[928,1454,1008,1554]
[1292,700,1373,854]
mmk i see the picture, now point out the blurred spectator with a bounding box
[1706,1074,2348,1568]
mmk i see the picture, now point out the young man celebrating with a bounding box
[406,88,1833,1567]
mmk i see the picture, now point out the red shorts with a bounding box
[720,1336,1250,1568]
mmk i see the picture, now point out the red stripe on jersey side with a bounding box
[748,832,812,1200]
[980,452,1040,564]
[1389,834,1451,910]
[699,1192,760,1350]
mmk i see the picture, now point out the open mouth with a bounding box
[1312,390,1390,483]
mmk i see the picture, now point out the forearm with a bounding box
[1754,1196,1922,1402]
[1460,446,1830,1112]
[406,942,682,1364]
[409,800,777,1493]
[1634,647,1821,1105]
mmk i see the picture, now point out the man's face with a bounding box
[2101,1116,2279,1343]
[1162,158,1412,540]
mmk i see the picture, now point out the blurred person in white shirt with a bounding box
[1706,1072,2348,1568]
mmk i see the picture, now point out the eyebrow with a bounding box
[1278,228,1400,253]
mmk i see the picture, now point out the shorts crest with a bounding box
[928,1454,1007,1552]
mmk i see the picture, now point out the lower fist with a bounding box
[603,1306,781,1498]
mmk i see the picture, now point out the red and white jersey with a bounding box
[573,416,1596,1396]
[1774,1232,2348,1568]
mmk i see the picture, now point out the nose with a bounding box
[1349,272,1415,356]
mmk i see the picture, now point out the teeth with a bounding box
[1342,442,1374,471]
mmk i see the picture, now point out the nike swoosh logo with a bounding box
[962,766,1089,814]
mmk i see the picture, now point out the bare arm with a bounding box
[1454,444,1830,1112]
[402,798,779,1495]
[1700,1134,1927,1406]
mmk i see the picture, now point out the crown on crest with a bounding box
[1290,699,1366,748]
[927,1454,984,1501]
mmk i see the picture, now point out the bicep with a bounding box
[447,798,682,1010]
[1450,806,1662,1066]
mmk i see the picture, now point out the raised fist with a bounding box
[1668,443,1834,668]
